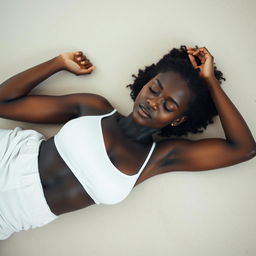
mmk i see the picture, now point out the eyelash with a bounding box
[149,87,157,94]
[149,87,173,112]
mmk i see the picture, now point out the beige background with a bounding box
[0,0,256,255]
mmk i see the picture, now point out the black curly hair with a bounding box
[126,45,226,137]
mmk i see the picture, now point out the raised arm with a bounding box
[0,51,95,102]
[156,47,256,173]
[0,51,112,123]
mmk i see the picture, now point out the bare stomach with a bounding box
[38,137,96,216]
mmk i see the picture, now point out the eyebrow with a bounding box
[155,78,180,108]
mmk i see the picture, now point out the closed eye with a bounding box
[149,87,174,112]
[164,103,173,112]
[149,87,158,94]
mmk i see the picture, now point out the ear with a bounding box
[171,116,188,126]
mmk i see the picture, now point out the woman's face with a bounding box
[132,71,192,128]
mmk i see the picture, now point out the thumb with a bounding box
[77,66,96,75]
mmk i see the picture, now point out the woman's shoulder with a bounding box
[72,93,115,117]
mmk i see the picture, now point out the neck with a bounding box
[117,113,158,144]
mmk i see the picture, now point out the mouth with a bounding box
[138,104,151,119]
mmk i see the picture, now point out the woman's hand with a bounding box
[59,51,96,75]
[187,46,215,80]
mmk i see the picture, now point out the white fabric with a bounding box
[54,109,156,205]
[0,127,58,240]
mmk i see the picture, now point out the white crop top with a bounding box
[54,109,156,205]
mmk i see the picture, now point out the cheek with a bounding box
[156,110,183,126]
[153,113,174,127]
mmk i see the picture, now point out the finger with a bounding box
[196,47,212,57]
[188,53,199,69]
[78,55,85,60]
[188,47,212,62]
[76,56,89,64]
[78,54,90,62]
[198,48,214,61]
[201,47,210,54]
[192,46,207,54]
[75,51,83,56]
[196,51,205,61]
[80,59,92,66]
[200,56,206,64]
[80,64,91,70]
[85,63,93,69]
[80,61,93,68]
[192,49,201,55]
[75,55,83,62]
[192,49,208,63]
[79,65,96,74]
[187,46,202,54]
[78,56,87,62]
[187,47,196,52]
[187,49,194,54]
[80,60,88,65]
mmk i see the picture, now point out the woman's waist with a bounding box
[38,137,68,184]
[38,137,96,215]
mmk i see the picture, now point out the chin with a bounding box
[131,110,144,124]
[131,110,147,126]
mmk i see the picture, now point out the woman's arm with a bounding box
[0,51,112,123]
[187,47,256,156]
[204,76,255,154]
[0,56,61,102]
[155,47,256,173]
[0,51,95,102]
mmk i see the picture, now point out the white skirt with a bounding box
[0,127,58,240]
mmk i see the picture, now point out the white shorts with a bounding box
[0,127,58,240]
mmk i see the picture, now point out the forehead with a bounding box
[153,71,192,109]
[155,71,188,89]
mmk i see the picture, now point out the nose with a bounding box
[146,98,158,110]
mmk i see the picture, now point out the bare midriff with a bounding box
[38,137,96,216]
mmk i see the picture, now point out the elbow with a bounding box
[232,142,256,162]
[243,143,256,160]
[250,145,256,159]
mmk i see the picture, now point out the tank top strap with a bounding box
[136,141,156,176]
[100,108,117,119]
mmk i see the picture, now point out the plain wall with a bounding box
[0,0,256,255]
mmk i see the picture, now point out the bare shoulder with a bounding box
[68,93,114,116]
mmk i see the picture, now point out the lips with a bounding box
[139,104,151,118]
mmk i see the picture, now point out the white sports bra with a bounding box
[54,109,156,205]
